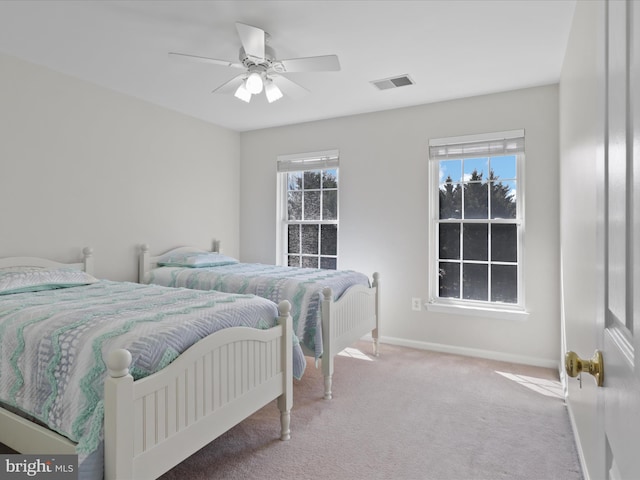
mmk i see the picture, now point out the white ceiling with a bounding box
[0,0,576,132]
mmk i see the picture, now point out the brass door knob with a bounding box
[565,350,604,387]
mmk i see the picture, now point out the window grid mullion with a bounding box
[285,220,338,225]
[487,158,492,302]
[318,185,323,259]
[459,221,464,300]
[487,223,492,302]
[460,169,465,301]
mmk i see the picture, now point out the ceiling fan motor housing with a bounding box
[239,45,277,70]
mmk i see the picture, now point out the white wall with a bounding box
[240,85,560,366]
[0,52,241,281]
[559,1,603,478]
[0,49,562,367]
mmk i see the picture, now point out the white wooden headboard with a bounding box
[0,247,94,275]
[138,240,220,283]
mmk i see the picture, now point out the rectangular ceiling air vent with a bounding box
[371,75,415,90]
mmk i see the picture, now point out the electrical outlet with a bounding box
[412,297,422,311]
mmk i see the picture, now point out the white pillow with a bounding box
[156,251,239,268]
[0,267,98,295]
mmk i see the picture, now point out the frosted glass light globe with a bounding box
[245,72,264,94]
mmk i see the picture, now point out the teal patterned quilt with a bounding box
[146,263,371,359]
[0,280,305,480]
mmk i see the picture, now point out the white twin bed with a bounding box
[0,248,296,480]
[139,241,381,400]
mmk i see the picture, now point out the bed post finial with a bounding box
[107,349,132,378]
[278,300,291,318]
[138,244,151,284]
[212,239,221,253]
[82,247,95,275]
[322,287,333,301]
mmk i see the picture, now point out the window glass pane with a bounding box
[288,224,300,254]
[463,263,488,301]
[464,182,488,219]
[320,257,337,270]
[491,224,517,262]
[439,182,462,219]
[288,255,300,267]
[304,170,321,189]
[439,223,460,260]
[491,265,517,303]
[301,224,319,254]
[463,157,488,181]
[463,224,488,261]
[302,256,319,268]
[288,191,302,220]
[304,191,321,220]
[323,169,338,188]
[439,262,460,298]
[320,224,337,256]
[490,180,517,219]
[431,145,522,307]
[323,191,338,220]
[287,172,302,190]
[490,155,516,180]
[439,159,462,183]
[281,160,339,270]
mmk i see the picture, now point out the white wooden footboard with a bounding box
[320,272,380,400]
[104,301,293,480]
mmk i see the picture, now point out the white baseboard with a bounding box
[565,398,590,480]
[367,334,558,369]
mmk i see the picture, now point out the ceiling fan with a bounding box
[169,22,341,103]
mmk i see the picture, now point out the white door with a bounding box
[599,1,640,478]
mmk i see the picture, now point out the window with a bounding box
[428,130,525,314]
[277,150,339,269]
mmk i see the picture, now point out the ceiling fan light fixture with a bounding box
[234,83,252,103]
[265,80,283,103]
[171,22,340,105]
[245,71,264,94]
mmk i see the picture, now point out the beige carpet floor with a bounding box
[159,340,582,480]
[0,341,583,480]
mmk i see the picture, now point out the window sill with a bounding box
[426,302,529,321]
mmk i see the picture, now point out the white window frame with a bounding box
[427,130,528,320]
[276,149,339,268]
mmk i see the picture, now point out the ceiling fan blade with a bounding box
[212,74,246,94]
[169,52,244,69]
[278,55,341,73]
[235,22,265,61]
[271,75,310,100]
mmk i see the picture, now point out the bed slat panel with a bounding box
[133,397,144,456]
[203,352,212,415]
[130,334,285,462]
[144,393,156,451]
[332,287,377,339]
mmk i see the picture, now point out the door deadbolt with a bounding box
[565,350,604,387]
